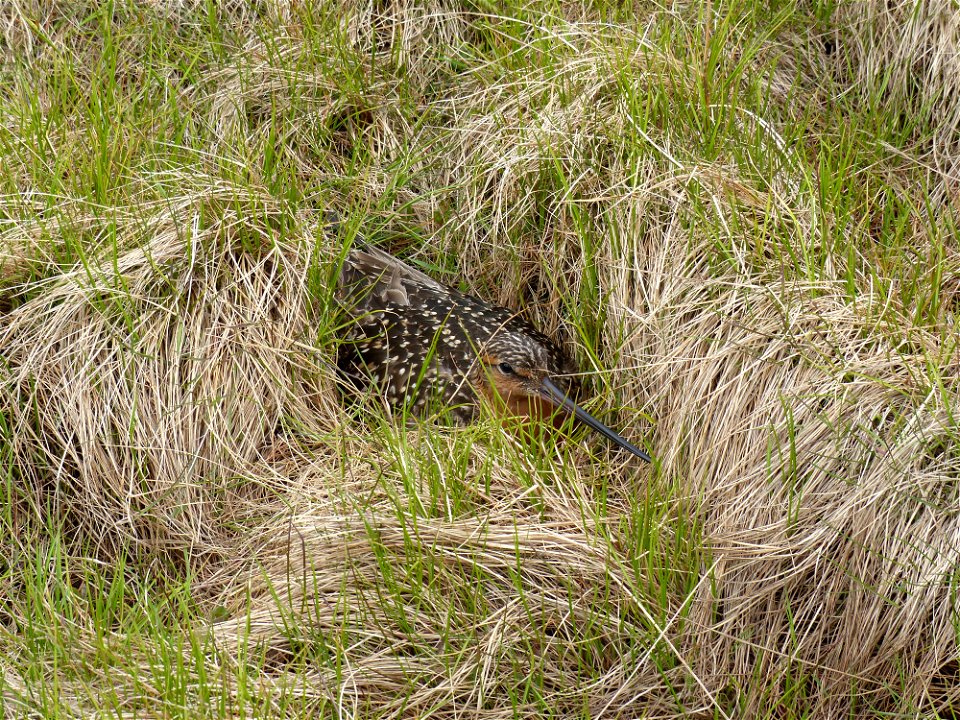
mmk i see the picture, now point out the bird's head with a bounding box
[475,331,651,462]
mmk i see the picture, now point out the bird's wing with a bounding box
[337,244,451,317]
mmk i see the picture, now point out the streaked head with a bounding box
[475,332,652,462]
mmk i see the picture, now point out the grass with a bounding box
[2,0,959,717]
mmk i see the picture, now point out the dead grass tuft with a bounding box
[833,0,960,201]
[0,180,337,560]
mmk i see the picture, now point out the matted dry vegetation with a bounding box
[2,1,960,718]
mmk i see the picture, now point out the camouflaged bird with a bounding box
[336,243,651,461]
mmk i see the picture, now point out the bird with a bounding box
[335,242,652,462]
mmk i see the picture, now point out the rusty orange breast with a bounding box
[477,374,566,429]
[505,393,567,428]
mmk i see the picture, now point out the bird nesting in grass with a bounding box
[336,243,652,462]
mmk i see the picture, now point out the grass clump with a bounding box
[2,1,960,717]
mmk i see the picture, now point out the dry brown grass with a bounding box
[827,0,960,208]
[1,186,334,554]
[2,1,960,718]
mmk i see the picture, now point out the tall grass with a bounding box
[2,1,959,717]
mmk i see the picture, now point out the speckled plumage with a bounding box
[337,244,578,422]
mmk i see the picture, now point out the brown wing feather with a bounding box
[337,244,449,318]
[336,244,480,420]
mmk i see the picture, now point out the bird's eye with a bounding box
[497,362,514,375]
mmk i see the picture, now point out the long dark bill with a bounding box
[540,377,652,463]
